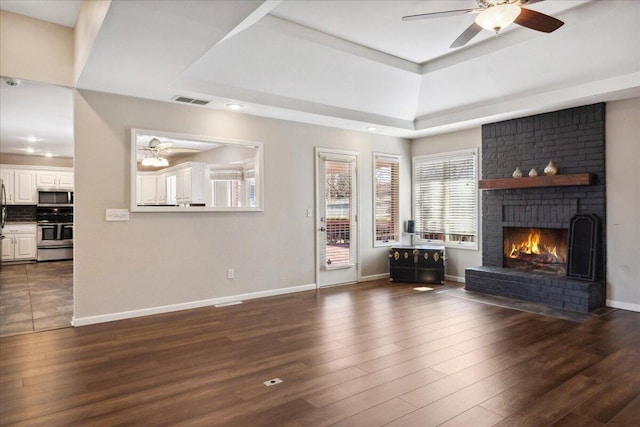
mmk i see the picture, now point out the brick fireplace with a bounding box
[465,104,606,312]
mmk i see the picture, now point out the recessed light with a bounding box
[225,103,245,111]
[45,153,53,158]
[4,78,20,86]
[366,126,377,132]
[26,148,35,154]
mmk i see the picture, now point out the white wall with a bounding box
[605,97,640,311]
[410,127,483,281]
[74,0,111,84]
[74,90,410,322]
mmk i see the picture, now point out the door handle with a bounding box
[320,227,326,232]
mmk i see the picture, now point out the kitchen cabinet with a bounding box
[156,173,167,204]
[36,170,74,189]
[136,173,168,205]
[1,165,73,205]
[138,174,158,205]
[174,163,205,205]
[0,168,37,204]
[2,223,37,262]
[135,162,206,207]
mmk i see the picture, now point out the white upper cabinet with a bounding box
[0,168,36,204]
[1,165,73,205]
[36,170,74,189]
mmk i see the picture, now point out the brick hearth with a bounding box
[465,103,606,312]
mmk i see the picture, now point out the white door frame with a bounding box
[315,147,360,288]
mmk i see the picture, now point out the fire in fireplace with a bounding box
[503,227,568,275]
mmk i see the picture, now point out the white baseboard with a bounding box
[606,299,640,313]
[72,283,317,327]
[445,274,465,283]
[360,273,390,282]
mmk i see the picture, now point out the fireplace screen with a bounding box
[503,227,568,274]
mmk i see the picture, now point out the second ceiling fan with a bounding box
[402,0,564,48]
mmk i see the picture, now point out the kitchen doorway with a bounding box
[0,78,74,337]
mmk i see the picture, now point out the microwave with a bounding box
[37,189,74,206]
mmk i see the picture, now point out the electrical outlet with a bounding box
[227,268,234,279]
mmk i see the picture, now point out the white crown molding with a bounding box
[264,15,422,75]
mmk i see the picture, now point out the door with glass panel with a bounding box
[316,149,358,287]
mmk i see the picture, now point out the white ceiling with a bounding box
[0,78,74,158]
[0,0,80,27]
[1,0,639,159]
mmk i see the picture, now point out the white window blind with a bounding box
[319,156,356,268]
[413,150,477,248]
[374,153,400,246]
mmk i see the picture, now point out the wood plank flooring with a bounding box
[1,280,639,426]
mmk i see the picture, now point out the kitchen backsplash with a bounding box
[6,205,37,222]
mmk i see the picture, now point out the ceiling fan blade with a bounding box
[164,148,200,154]
[402,8,479,21]
[450,22,483,48]
[515,8,564,33]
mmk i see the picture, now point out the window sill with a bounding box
[374,241,400,248]
[413,239,478,251]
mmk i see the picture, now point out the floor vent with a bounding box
[172,95,210,106]
[263,378,283,387]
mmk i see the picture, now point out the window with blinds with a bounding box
[374,153,400,246]
[413,149,478,248]
[210,164,256,208]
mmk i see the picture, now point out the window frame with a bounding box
[373,152,401,248]
[412,148,479,250]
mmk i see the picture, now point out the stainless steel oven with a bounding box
[36,206,73,261]
[37,223,73,261]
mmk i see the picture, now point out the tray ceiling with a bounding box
[1,0,638,151]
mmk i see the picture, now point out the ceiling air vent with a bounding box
[172,96,210,106]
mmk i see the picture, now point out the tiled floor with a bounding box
[0,260,73,337]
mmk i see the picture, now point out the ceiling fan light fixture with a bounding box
[141,156,169,167]
[141,157,154,166]
[475,3,521,33]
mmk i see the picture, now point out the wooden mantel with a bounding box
[478,173,595,190]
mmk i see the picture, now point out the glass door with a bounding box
[316,149,358,287]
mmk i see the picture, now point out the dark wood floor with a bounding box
[1,280,639,426]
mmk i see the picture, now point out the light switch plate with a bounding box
[106,209,130,221]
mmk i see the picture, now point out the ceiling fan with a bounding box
[402,0,564,48]
[138,137,199,167]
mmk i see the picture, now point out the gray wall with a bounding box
[74,89,411,321]
[605,97,640,310]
